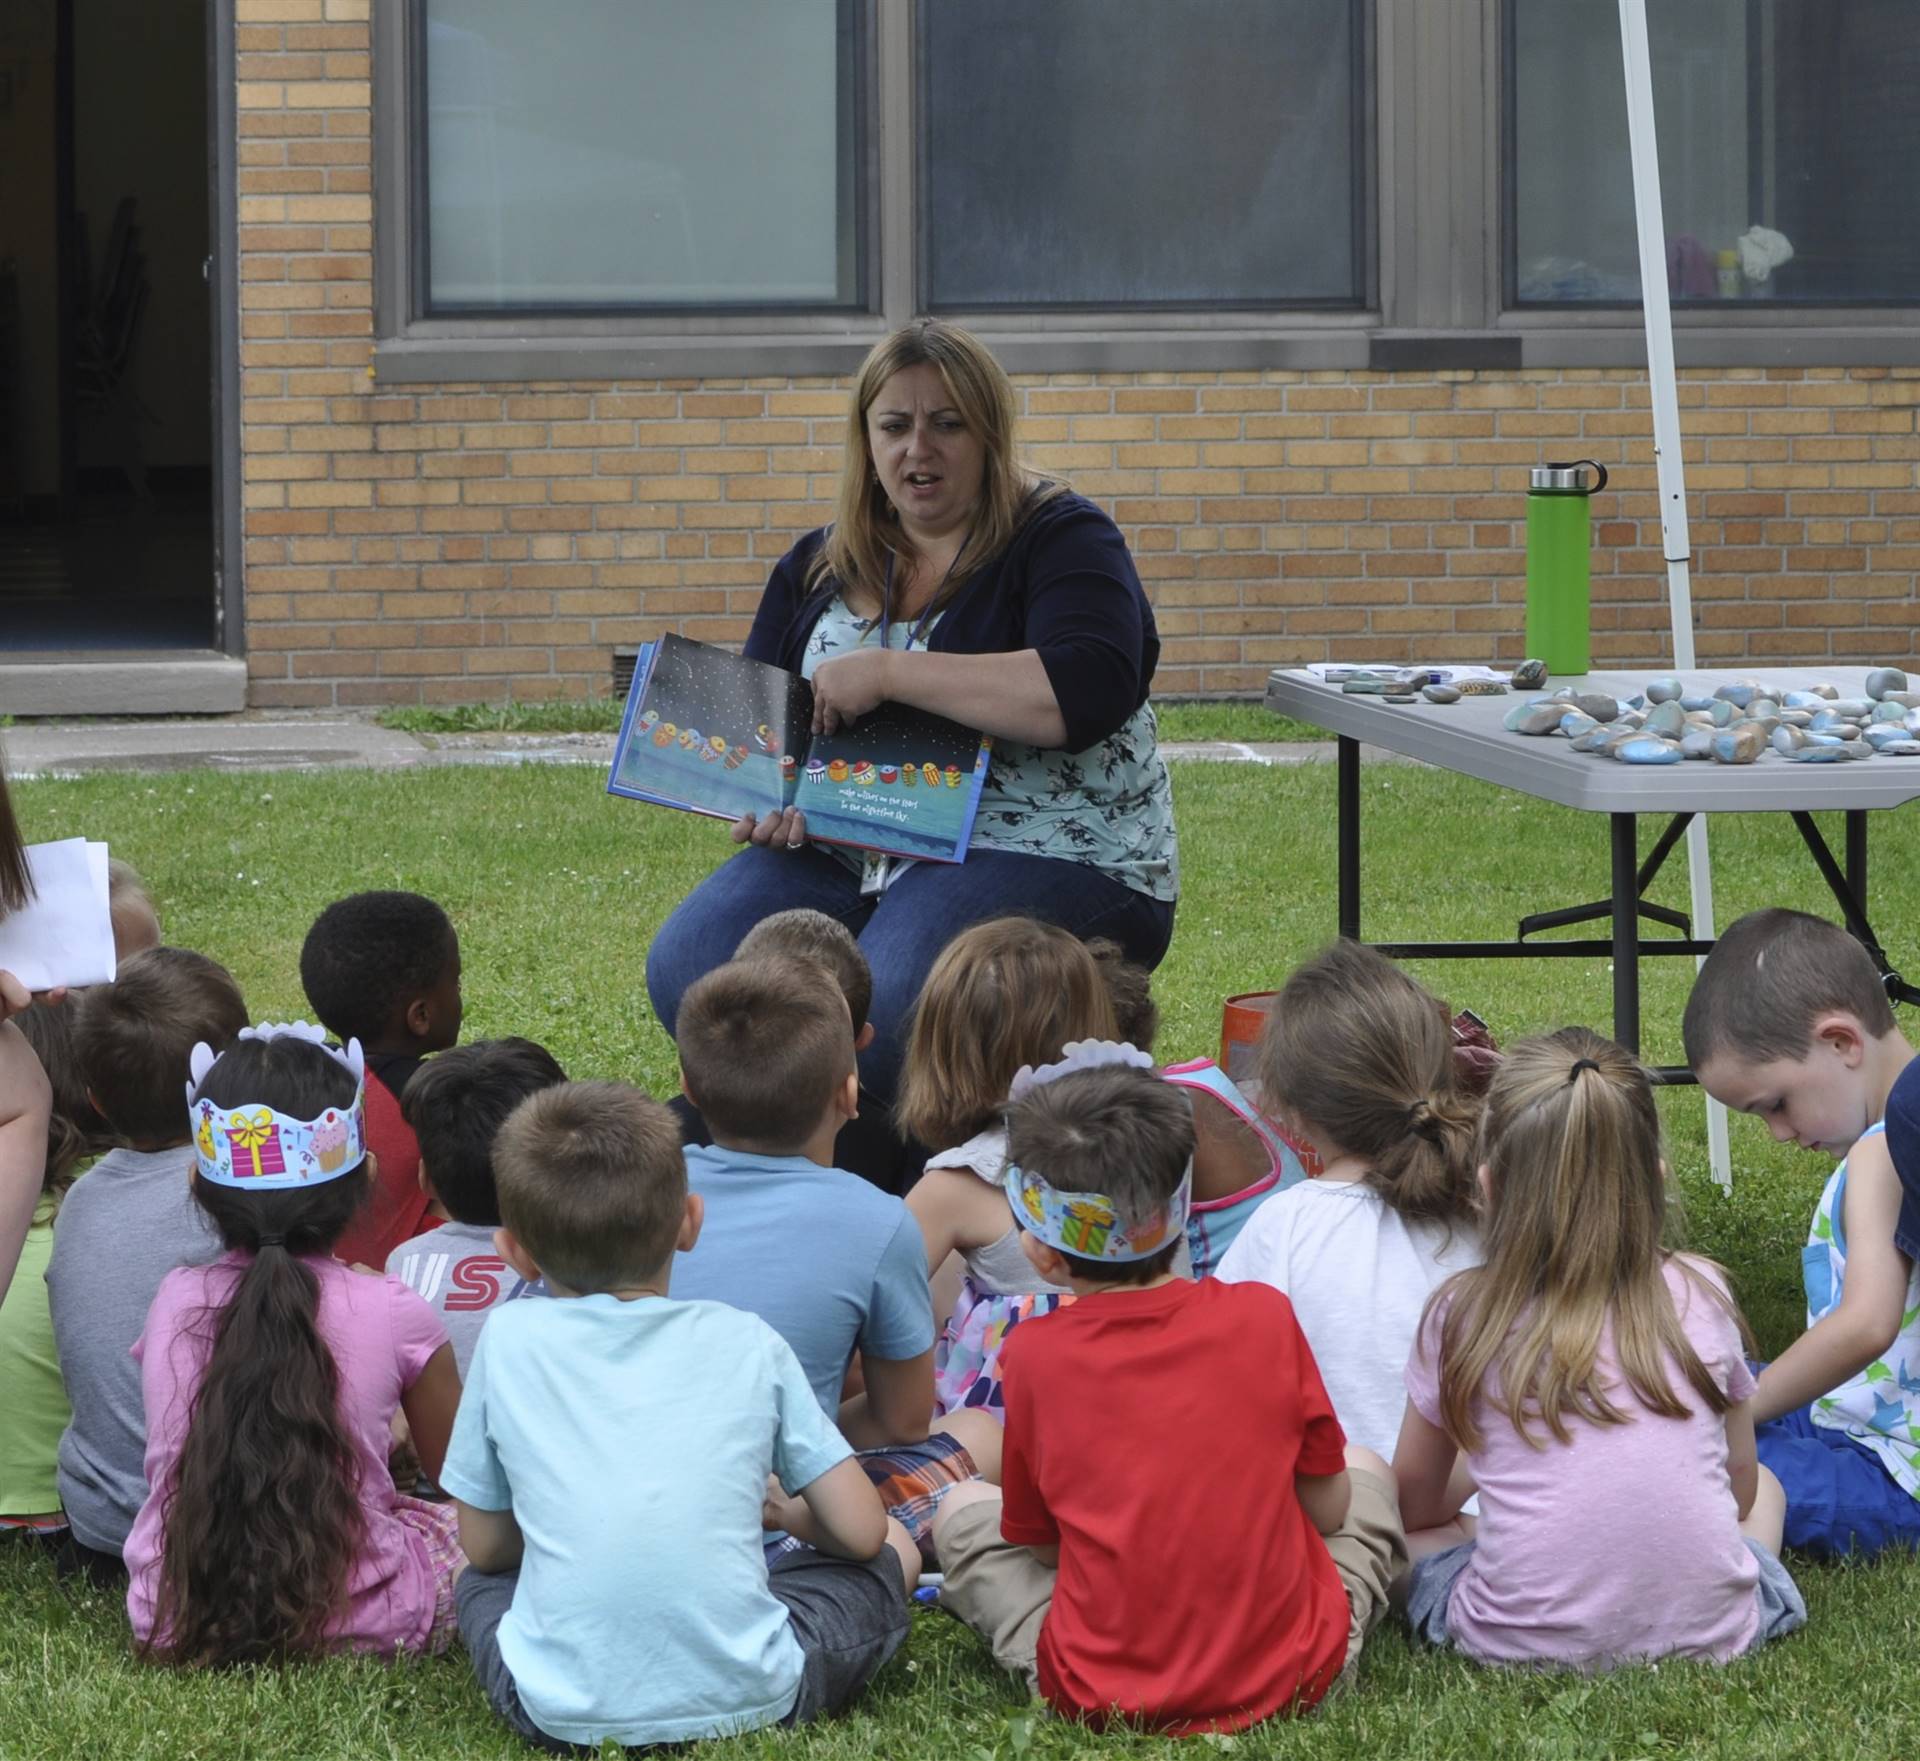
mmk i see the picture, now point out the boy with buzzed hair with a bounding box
[447,1080,913,1752]
[48,948,248,1575]
[671,956,935,1450]
[933,1062,1405,1735]
[300,889,463,1265]
[1686,907,1920,1556]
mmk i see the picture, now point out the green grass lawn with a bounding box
[376,696,1327,746]
[6,757,1920,1759]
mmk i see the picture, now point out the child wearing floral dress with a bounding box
[900,918,1118,1418]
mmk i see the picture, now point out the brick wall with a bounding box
[235,5,1920,709]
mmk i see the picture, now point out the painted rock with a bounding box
[1571,727,1616,753]
[1679,729,1715,760]
[1783,691,1828,711]
[1646,675,1684,705]
[1804,731,1845,747]
[1771,726,1807,755]
[1878,741,1920,756]
[1714,682,1759,709]
[1884,691,1920,710]
[1789,744,1854,763]
[1866,667,1909,701]
[1908,708,1920,733]
[1780,709,1813,728]
[1708,699,1736,727]
[1711,725,1768,764]
[1505,703,1569,735]
[1645,700,1687,738]
[1618,736,1681,765]
[1559,710,1600,739]
[1385,694,1418,704]
[1809,711,1851,733]
[1575,693,1620,723]
[1808,681,1840,700]
[1458,680,1507,696]
[1680,695,1717,712]
[1827,699,1872,719]
[1510,658,1549,689]
[1422,684,1462,704]
[1550,686,1581,702]
[1871,700,1908,723]
[1747,699,1780,722]
[1864,725,1909,752]
[1343,679,1394,694]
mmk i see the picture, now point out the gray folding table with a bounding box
[1264,665,1920,1081]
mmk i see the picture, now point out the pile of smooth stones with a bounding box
[1499,665,1920,765]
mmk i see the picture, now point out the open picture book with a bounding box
[606,635,992,863]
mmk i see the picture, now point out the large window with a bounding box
[419,0,864,312]
[919,0,1369,311]
[1508,0,1920,306]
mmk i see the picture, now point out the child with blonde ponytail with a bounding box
[1216,941,1482,1457]
[1394,1028,1805,1669]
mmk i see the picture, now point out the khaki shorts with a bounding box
[938,1469,1407,1697]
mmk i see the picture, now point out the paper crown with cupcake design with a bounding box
[185,1021,367,1191]
[1000,1040,1193,1264]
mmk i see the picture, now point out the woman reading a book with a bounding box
[645,319,1179,1116]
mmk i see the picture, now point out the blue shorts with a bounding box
[1756,1402,1920,1558]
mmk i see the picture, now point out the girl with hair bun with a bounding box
[1215,941,1483,1458]
[125,1026,464,1667]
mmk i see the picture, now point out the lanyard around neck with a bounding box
[879,537,969,652]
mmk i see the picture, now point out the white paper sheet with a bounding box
[0,839,117,990]
[1304,663,1513,685]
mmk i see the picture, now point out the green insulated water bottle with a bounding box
[1524,459,1608,677]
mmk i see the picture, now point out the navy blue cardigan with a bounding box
[742,493,1160,754]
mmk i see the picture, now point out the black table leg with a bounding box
[1338,735,1360,942]
[1848,810,1868,915]
[1611,812,1640,1053]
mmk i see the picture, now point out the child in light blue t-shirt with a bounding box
[444,1080,915,1753]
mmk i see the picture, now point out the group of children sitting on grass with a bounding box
[4,815,1920,1746]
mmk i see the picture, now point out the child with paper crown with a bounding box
[933,1053,1406,1735]
[125,1024,465,1665]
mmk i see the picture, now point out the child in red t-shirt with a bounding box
[932,1057,1407,1736]
[299,890,463,1267]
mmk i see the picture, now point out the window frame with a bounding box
[369,0,1920,385]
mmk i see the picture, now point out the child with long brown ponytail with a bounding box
[1394,1028,1805,1669]
[125,1024,464,1666]
[1215,940,1482,1457]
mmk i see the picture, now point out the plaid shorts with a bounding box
[392,1494,466,1654]
[767,1430,981,1568]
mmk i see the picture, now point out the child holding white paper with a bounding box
[0,764,54,1300]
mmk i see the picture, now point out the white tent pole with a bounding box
[1617,0,1732,1193]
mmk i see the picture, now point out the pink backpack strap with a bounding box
[1159,1057,1310,1206]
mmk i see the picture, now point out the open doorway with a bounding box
[0,0,215,654]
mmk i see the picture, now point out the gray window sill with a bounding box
[370,319,1920,385]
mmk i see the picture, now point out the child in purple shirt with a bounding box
[1394,1028,1805,1670]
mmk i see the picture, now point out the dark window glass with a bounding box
[420,0,863,313]
[1510,0,1920,306]
[920,0,1368,310]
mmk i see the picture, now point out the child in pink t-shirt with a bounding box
[1393,1027,1806,1671]
[125,1024,465,1666]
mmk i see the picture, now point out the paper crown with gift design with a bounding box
[185,1021,367,1191]
[1000,1039,1193,1264]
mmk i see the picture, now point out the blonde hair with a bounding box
[1432,1028,1739,1451]
[811,319,1065,616]
[1260,941,1478,1226]
[895,917,1117,1151]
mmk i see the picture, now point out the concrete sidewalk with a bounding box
[4,718,1381,778]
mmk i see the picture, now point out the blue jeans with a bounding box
[644,845,1176,1104]
[1755,1401,1920,1558]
